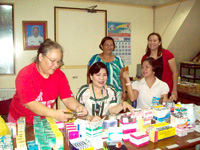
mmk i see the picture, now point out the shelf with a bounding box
[182,75,200,79]
[180,61,200,83]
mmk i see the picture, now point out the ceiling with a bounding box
[78,0,183,7]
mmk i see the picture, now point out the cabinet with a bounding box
[180,61,200,83]
[177,91,200,105]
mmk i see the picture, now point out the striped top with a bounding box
[88,54,125,92]
[76,84,117,116]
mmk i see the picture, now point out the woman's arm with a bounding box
[120,68,128,101]
[109,101,133,114]
[168,58,178,101]
[25,101,72,122]
[87,66,91,84]
[123,71,139,102]
[161,94,169,103]
[62,97,88,116]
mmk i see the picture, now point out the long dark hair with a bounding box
[33,38,64,65]
[88,62,109,83]
[145,32,163,57]
[141,57,158,72]
[99,36,115,50]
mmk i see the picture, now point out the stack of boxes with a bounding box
[119,114,137,141]
[16,117,27,150]
[32,116,64,150]
[178,82,200,94]
[0,135,13,150]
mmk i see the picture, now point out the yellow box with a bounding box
[149,126,176,143]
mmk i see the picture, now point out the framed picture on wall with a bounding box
[22,21,47,50]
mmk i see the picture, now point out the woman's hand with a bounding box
[87,115,101,122]
[123,71,130,82]
[121,101,133,112]
[76,105,88,116]
[55,109,73,122]
[169,89,178,101]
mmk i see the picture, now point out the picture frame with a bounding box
[22,21,47,50]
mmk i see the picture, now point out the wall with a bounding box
[0,0,199,108]
[0,0,153,93]
[168,0,200,67]
[155,0,196,48]
[154,0,197,73]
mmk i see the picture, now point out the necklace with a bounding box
[92,84,104,116]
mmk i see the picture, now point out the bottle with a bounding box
[178,76,181,84]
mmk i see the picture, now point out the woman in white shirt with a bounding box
[77,62,133,122]
[123,57,169,109]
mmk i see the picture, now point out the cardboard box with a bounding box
[130,131,149,147]
[178,82,200,94]
[171,114,188,128]
[149,124,175,143]
[153,107,170,122]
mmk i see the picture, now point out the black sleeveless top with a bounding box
[155,56,163,80]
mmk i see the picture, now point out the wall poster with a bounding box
[107,22,131,65]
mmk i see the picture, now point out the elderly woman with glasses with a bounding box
[8,39,88,124]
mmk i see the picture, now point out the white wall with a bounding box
[155,0,196,48]
[0,0,153,92]
[1,0,198,109]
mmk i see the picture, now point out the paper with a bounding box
[166,144,179,149]
[88,116,106,129]
[187,137,200,143]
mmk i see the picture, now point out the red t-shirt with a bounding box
[141,49,174,93]
[9,63,73,124]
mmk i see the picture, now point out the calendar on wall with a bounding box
[107,22,131,65]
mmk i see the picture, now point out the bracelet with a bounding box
[126,82,131,86]
[123,90,127,93]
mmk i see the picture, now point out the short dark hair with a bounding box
[145,32,163,57]
[33,38,63,65]
[88,62,108,83]
[99,36,115,50]
[141,57,158,72]
[32,26,39,31]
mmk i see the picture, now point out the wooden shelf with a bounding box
[180,61,200,83]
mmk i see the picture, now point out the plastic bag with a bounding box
[0,116,11,136]
[181,103,196,125]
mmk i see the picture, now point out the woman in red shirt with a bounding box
[141,32,178,101]
[9,39,87,124]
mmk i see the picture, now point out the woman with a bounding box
[9,39,87,124]
[78,62,133,122]
[123,57,169,109]
[141,32,178,101]
[87,36,127,104]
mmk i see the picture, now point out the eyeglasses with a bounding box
[43,55,64,66]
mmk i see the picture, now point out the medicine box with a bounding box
[170,115,188,128]
[69,138,94,150]
[153,107,170,122]
[149,123,175,143]
[129,131,149,147]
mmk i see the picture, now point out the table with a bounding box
[177,91,200,105]
[13,124,200,150]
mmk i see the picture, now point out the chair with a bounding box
[0,98,12,122]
